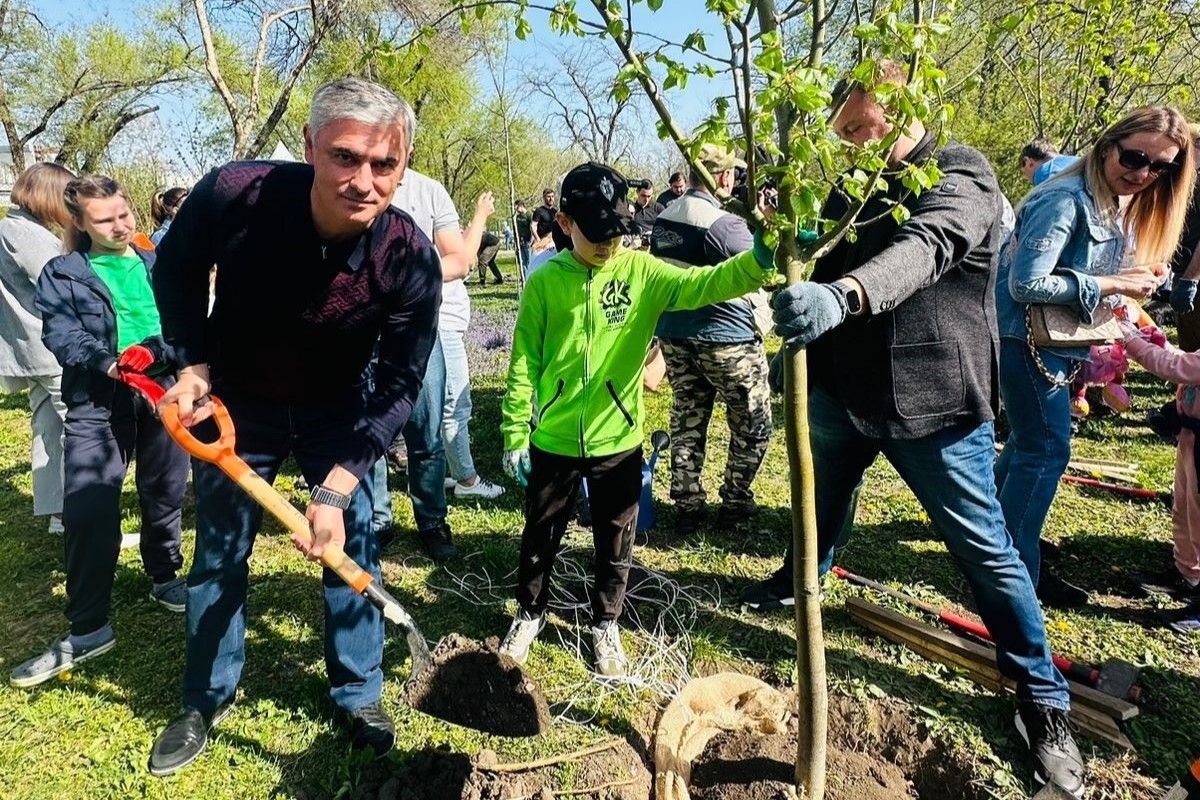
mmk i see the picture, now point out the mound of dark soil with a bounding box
[689,694,984,800]
[403,633,551,737]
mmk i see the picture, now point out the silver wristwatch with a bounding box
[310,485,351,510]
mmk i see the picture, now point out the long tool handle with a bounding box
[832,567,1098,688]
[154,401,374,592]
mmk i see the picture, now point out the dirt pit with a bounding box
[688,695,984,800]
[403,633,552,737]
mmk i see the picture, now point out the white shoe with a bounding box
[499,609,544,665]
[444,477,458,489]
[454,478,505,499]
[121,533,141,550]
[591,620,628,677]
[47,515,64,534]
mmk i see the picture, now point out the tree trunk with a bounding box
[779,238,827,800]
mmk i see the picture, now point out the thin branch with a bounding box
[251,4,307,118]
[193,0,244,152]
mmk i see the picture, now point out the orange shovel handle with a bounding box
[159,399,375,594]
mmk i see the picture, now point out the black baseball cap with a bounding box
[560,162,639,243]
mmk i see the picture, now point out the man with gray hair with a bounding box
[148,76,442,774]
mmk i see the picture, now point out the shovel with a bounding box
[119,371,433,679]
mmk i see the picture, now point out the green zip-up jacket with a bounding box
[502,245,774,458]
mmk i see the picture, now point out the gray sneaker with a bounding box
[591,620,628,677]
[499,609,544,665]
[150,578,188,613]
[10,632,116,688]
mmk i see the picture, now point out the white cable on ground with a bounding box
[426,527,719,722]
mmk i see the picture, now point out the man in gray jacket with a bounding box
[652,145,771,535]
[740,63,1085,796]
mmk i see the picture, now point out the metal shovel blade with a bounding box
[363,582,434,678]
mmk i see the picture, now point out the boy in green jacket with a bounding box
[499,161,776,676]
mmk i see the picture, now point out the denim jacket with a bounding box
[995,173,1126,358]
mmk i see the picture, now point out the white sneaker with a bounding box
[47,515,64,534]
[454,478,505,499]
[121,533,141,550]
[444,477,458,489]
[591,620,628,677]
[499,609,544,665]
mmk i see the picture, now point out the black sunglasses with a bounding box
[1116,143,1181,176]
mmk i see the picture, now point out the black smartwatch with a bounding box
[831,280,864,316]
[310,485,351,510]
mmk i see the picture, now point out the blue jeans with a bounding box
[183,392,382,716]
[440,329,477,482]
[995,337,1074,583]
[370,332,448,532]
[780,388,1069,709]
[519,244,532,278]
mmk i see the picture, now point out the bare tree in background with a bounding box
[0,0,189,173]
[524,45,642,165]
[181,0,348,159]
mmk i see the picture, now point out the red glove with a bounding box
[117,345,155,373]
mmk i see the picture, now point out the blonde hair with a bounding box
[63,175,135,253]
[151,187,188,228]
[10,163,75,229]
[1064,106,1195,264]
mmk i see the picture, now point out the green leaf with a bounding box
[891,204,911,225]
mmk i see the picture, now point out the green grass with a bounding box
[0,253,1197,799]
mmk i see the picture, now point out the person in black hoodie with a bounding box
[10,175,189,689]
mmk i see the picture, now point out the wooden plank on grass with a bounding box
[846,598,1139,722]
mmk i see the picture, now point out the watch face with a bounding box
[844,288,863,314]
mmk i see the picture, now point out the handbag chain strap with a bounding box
[1024,307,1082,388]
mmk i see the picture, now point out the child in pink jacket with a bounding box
[1122,319,1200,633]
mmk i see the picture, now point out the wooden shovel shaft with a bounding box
[226,463,375,594]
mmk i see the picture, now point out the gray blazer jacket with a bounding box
[0,208,63,376]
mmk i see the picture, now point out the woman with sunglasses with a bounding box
[996,106,1195,611]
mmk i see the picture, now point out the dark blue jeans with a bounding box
[780,388,1069,709]
[370,332,447,533]
[63,383,188,635]
[183,391,382,716]
[995,337,1074,584]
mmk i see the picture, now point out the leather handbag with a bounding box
[1025,302,1121,348]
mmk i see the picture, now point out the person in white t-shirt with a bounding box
[374,160,504,561]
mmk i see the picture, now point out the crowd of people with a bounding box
[2,64,1200,797]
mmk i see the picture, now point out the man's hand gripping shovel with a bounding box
[118,370,433,680]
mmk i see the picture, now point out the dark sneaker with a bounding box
[418,523,457,562]
[1164,601,1200,635]
[1014,705,1086,799]
[338,703,395,756]
[1037,569,1089,609]
[10,632,116,688]
[716,504,757,531]
[148,702,234,777]
[375,524,397,551]
[741,569,794,612]
[1039,538,1063,562]
[1138,567,1200,600]
[673,507,706,537]
[149,578,188,613]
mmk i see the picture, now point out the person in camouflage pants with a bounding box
[652,144,774,534]
[660,339,771,525]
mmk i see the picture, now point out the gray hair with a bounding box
[307,77,416,150]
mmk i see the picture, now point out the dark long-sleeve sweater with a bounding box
[152,161,442,478]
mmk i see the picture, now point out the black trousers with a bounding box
[517,444,641,623]
[62,383,189,635]
[476,244,503,283]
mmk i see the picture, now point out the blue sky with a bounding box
[26,0,730,172]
